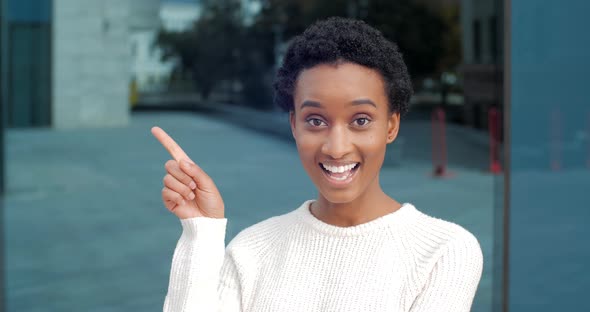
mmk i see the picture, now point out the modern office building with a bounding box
[460,0,504,129]
[0,0,159,129]
[1,0,51,128]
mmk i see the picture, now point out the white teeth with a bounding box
[321,163,357,174]
[332,175,348,181]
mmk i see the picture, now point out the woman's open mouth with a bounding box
[319,162,360,185]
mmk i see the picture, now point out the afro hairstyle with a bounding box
[273,17,413,116]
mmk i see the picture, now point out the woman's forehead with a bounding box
[294,62,388,110]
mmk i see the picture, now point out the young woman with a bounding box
[153,17,483,312]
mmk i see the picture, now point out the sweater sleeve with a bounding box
[409,231,483,312]
[163,217,242,312]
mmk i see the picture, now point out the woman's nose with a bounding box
[321,126,353,159]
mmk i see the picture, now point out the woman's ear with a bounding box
[386,112,400,144]
[289,111,297,140]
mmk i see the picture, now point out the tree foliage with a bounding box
[157,0,243,99]
[157,0,458,109]
[364,0,447,80]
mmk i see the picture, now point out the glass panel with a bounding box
[508,0,590,310]
[4,0,51,128]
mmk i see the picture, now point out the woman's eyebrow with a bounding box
[351,99,377,108]
[300,100,322,109]
[300,99,377,109]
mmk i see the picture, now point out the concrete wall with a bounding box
[52,0,131,128]
[128,0,160,31]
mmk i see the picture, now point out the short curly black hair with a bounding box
[273,17,413,116]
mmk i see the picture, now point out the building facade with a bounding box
[460,0,504,129]
[1,0,51,128]
[1,0,159,129]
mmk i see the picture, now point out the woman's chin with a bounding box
[317,189,360,205]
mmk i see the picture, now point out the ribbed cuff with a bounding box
[180,217,228,241]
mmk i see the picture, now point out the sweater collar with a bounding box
[295,199,418,237]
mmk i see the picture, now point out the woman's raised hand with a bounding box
[151,126,225,219]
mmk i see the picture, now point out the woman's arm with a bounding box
[409,232,483,312]
[163,217,242,312]
[152,127,238,310]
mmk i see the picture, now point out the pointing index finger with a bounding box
[151,126,193,163]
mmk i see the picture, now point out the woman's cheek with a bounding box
[356,132,387,158]
[355,132,377,149]
[295,135,318,159]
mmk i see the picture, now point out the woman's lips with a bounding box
[319,163,360,186]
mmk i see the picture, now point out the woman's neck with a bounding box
[312,182,402,227]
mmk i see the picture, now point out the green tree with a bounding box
[157,0,452,109]
[252,0,448,81]
[364,0,446,81]
[438,4,462,73]
[157,0,243,99]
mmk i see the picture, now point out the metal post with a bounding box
[0,0,6,310]
[0,0,5,197]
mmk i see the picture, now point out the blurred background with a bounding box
[0,0,588,311]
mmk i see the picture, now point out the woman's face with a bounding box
[290,62,400,204]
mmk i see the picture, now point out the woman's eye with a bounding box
[354,118,370,127]
[306,118,326,127]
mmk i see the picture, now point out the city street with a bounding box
[3,111,495,311]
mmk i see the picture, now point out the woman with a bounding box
[153,17,483,311]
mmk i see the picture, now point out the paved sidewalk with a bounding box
[3,111,496,311]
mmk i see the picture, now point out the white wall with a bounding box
[128,0,161,31]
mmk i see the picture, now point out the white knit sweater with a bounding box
[163,200,483,311]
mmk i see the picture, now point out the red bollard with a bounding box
[431,107,451,177]
[550,108,562,171]
[488,107,502,174]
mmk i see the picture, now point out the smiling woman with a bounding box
[290,62,402,226]
[156,17,483,312]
